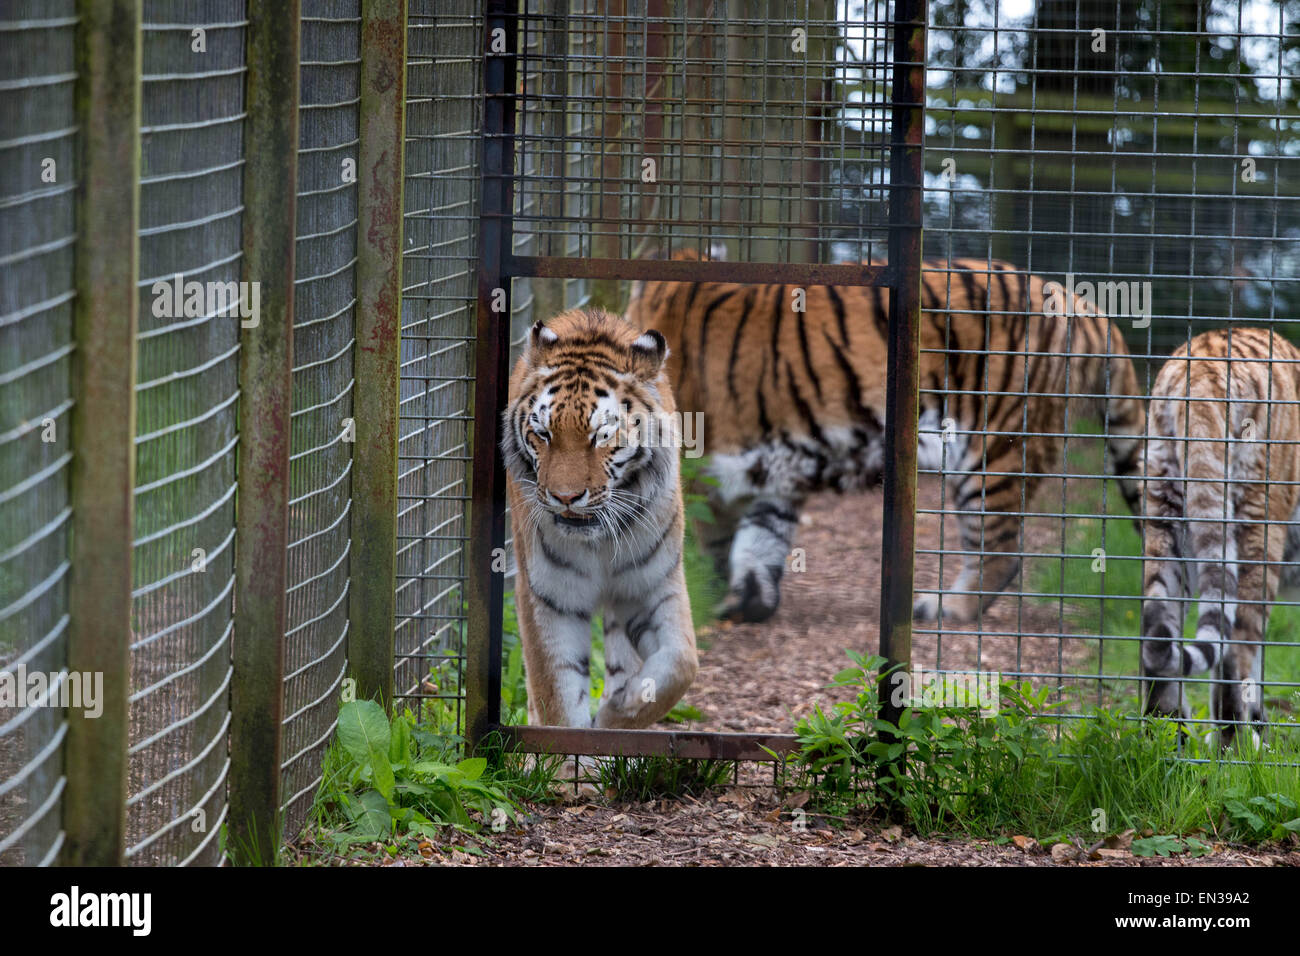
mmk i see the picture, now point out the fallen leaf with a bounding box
[782,790,812,811]
[1012,835,1040,852]
[1105,829,1135,850]
[882,825,903,843]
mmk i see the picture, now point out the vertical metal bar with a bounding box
[62,0,141,868]
[350,0,408,708]
[592,0,625,307]
[878,0,926,730]
[466,0,517,750]
[230,0,300,863]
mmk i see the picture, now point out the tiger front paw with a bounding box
[912,592,973,623]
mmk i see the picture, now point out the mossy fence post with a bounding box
[230,0,301,864]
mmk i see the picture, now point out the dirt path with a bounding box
[309,788,1298,867]
[682,475,1089,737]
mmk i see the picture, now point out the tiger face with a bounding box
[503,310,673,540]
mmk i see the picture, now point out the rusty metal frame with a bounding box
[466,2,926,761]
[877,0,927,732]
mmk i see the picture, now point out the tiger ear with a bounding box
[526,320,559,365]
[629,329,667,379]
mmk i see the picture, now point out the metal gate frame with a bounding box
[465,0,927,760]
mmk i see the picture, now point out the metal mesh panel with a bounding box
[127,0,245,865]
[281,0,360,839]
[395,1,483,728]
[917,0,1299,757]
[512,0,894,266]
[0,1,77,867]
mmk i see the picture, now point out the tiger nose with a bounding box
[553,490,584,506]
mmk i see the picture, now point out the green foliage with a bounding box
[663,702,705,723]
[787,650,1061,828]
[1131,834,1211,859]
[787,650,1300,848]
[314,700,519,847]
[1220,791,1300,843]
[679,454,725,634]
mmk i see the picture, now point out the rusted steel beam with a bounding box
[502,726,799,761]
[509,255,893,288]
[350,0,408,709]
[63,0,141,868]
[877,0,927,732]
[466,0,516,750]
[231,0,300,863]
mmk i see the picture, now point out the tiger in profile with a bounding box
[626,252,1146,624]
[500,307,698,728]
[1141,327,1300,748]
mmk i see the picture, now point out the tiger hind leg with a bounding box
[717,496,802,623]
[693,487,745,583]
[914,503,1022,624]
[1139,508,1193,722]
[1212,520,1273,750]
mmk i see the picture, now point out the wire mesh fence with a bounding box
[0,0,402,866]
[0,0,78,867]
[281,0,360,841]
[126,0,246,867]
[395,0,482,730]
[914,0,1300,759]
[510,0,896,270]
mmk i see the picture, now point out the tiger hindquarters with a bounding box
[1139,328,1300,750]
[1140,493,1274,750]
[1140,508,1272,750]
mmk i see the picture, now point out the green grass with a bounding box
[594,756,736,802]
[787,652,1300,849]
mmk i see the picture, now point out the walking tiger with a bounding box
[626,252,1146,625]
[500,308,698,728]
[1141,327,1300,748]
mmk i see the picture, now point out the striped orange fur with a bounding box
[1142,327,1300,748]
[627,253,1146,624]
